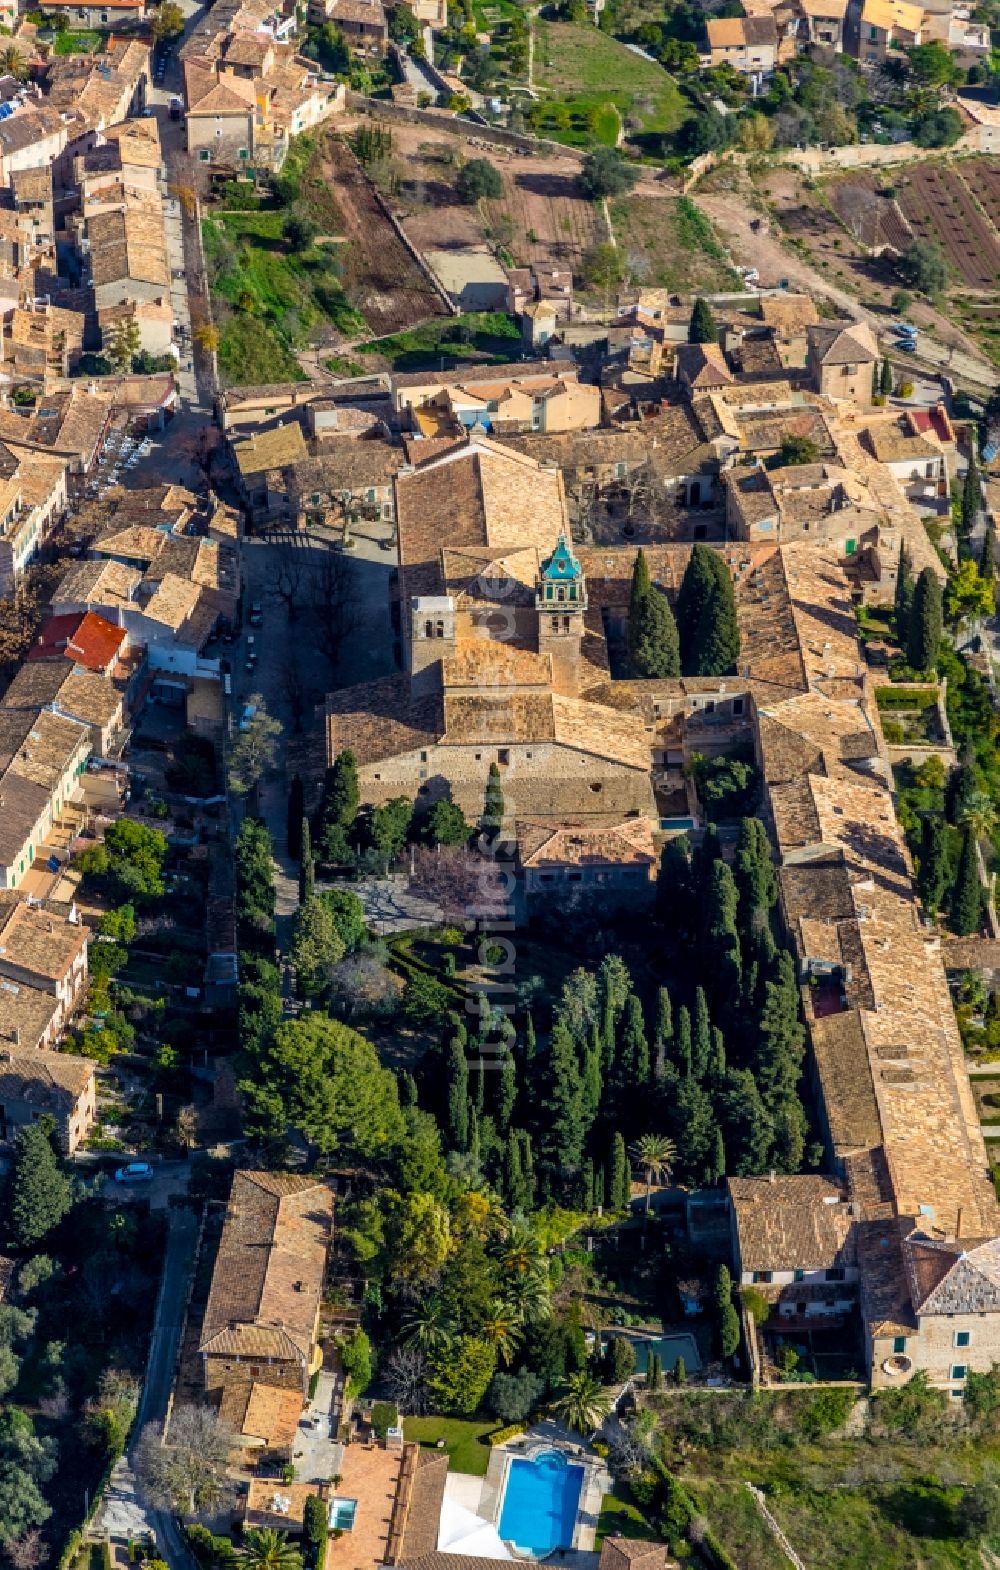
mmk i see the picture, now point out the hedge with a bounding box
[489,1423,525,1446]
[875,686,939,711]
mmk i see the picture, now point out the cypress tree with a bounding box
[470,1052,485,1115]
[630,586,680,679]
[600,985,615,1073]
[734,816,777,920]
[711,1126,726,1185]
[675,543,718,662]
[629,548,651,623]
[918,814,949,917]
[689,296,717,344]
[657,835,692,927]
[468,1105,480,1169]
[610,1131,629,1210]
[706,859,742,1006]
[398,1070,418,1107]
[675,1005,692,1077]
[715,1264,740,1358]
[483,761,505,831]
[880,356,893,397]
[719,1066,773,1176]
[540,1020,587,1177]
[963,444,983,537]
[689,553,740,677]
[580,1157,595,1213]
[653,987,673,1083]
[755,950,805,1108]
[692,986,712,1081]
[710,1025,727,1082]
[524,1011,536,1063]
[520,1129,535,1203]
[299,818,314,902]
[951,823,982,936]
[9,1122,71,1248]
[871,360,880,401]
[620,993,650,1086]
[582,1034,603,1119]
[503,1129,523,1207]
[906,566,943,673]
[318,750,359,863]
[446,1036,469,1149]
[287,774,304,861]
[895,539,914,643]
[771,1095,806,1174]
[497,1045,517,1132]
[984,519,997,605]
[674,1076,717,1185]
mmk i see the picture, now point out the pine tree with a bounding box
[895,539,914,645]
[299,818,314,903]
[951,823,982,936]
[918,814,949,917]
[446,1036,469,1149]
[675,1005,692,1077]
[630,586,680,679]
[610,1130,629,1210]
[907,566,943,673]
[9,1122,71,1249]
[497,1046,517,1132]
[483,762,505,831]
[963,443,983,537]
[688,296,717,344]
[692,987,712,1081]
[287,774,304,861]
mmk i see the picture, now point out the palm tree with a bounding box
[497,1221,543,1278]
[502,1268,551,1325]
[400,1296,456,1356]
[239,1531,302,1570]
[960,789,997,848]
[481,1302,524,1366]
[629,1133,677,1216]
[0,47,27,82]
[552,1371,611,1437]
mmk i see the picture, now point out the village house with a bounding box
[42,0,146,28]
[0,706,90,891]
[12,166,55,248]
[0,445,69,597]
[515,816,657,910]
[0,893,89,1033]
[199,1172,334,1440]
[728,1174,860,1327]
[4,303,86,381]
[3,659,126,757]
[0,1047,95,1152]
[28,609,128,677]
[807,321,878,404]
[705,14,778,75]
[0,383,114,484]
[853,0,924,59]
[309,0,387,49]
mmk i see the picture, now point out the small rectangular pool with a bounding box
[498,1449,584,1556]
[328,1498,357,1531]
[604,1330,701,1376]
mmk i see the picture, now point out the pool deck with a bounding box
[479,1421,610,1560]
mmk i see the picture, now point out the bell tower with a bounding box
[536,532,587,695]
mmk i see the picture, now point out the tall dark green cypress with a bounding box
[689,296,717,344]
[734,816,777,920]
[951,824,982,936]
[692,987,712,1081]
[918,814,949,918]
[299,818,314,902]
[620,994,650,1086]
[446,1036,469,1149]
[497,1045,517,1132]
[503,1128,523,1207]
[610,1130,629,1209]
[906,566,943,673]
[983,519,997,613]
[895,539,914,644]
[689,552,740,677]
[675,544,718,664]
[963,444,983,538]
[483,761,505,831]
[675,1005,692,1077]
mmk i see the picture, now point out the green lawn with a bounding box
[596,1486,659,1546]
[404,1416,497,1476]
[54,28,103,52]
[533,21,689,148]
[354,311,522,372]
[606,195,739,294]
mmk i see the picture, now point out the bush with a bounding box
[456,158,502,203]
[371,1401,398,1439]
[604,1335,636,1384]
[798,1385,857,1439]
[489,1421,527,1445]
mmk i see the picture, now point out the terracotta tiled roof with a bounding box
[516,815,656,870]
[200,1171,333,1364]
[729,1174,857,1273]
[27,610,126,672]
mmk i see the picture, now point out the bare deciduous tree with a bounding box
[7,1528,48,1569]
[280,655,309,734]
[135,1408,236,1518]
[408,845,509,924]
[383,1347,431,1415]
[312,548,358,679]
[274,538,306,621]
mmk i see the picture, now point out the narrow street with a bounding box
[95,1209,201,1564]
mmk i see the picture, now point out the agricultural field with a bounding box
[386,123,605,271]
[610,194,741,294]
[892,162,1000,289]
[532,21,690,150]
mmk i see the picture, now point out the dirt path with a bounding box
[698,186,997,390]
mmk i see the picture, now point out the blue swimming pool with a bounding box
[498,1449,584,1556]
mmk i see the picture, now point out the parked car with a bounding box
[114,1162,154,1183]
[248,601,263,626]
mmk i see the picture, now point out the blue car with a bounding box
[114,1162,154,1183]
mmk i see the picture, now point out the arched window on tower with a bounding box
[436,620,445,638]
[424,620,433,638]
